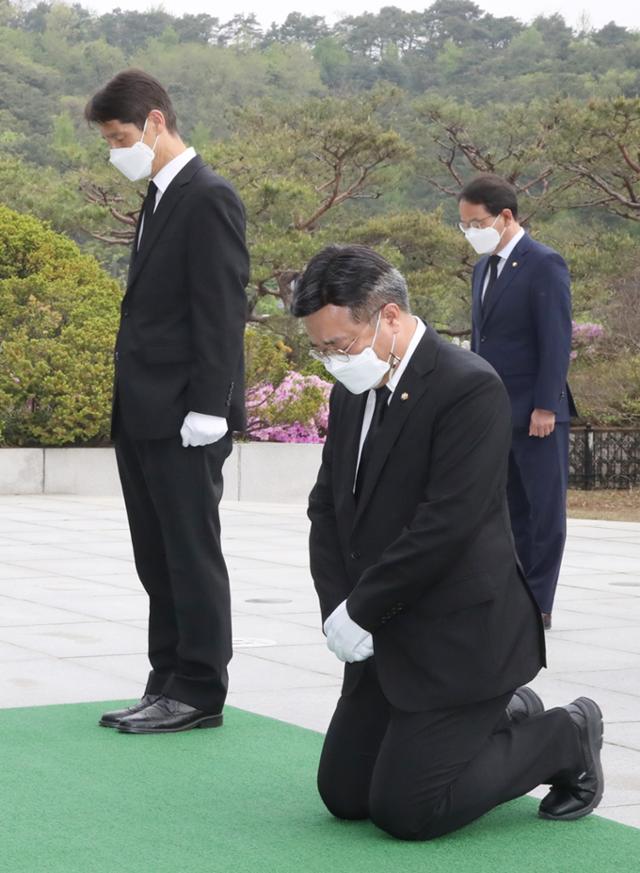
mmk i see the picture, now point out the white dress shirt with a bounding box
[137,146,196,249]
[354,317,426,489]
[481,227,525,300]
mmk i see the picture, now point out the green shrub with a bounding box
[571,354,640,426]
[0,205,121,445]
[244,324,292,391]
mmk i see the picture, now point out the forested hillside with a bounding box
[1,0,640,437]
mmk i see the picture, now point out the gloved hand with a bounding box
[180,411,228,448]
[323,600,373,663]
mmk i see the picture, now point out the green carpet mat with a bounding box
[0,701,638,873]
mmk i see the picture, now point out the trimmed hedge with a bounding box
[0,206,121,445]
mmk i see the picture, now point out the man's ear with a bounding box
[148,109,166,133]
[381,302,401,326]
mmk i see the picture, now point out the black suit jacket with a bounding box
[112,155,249,440]
[308,325,545,712]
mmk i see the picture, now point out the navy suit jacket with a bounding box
[470,233,577,428]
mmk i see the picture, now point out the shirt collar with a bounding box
[496,227,525,262]
[386,317,426,396]
[152,146,196,194]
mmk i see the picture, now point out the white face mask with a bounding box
[463,215,505,255]
[109,118,159,182]
[321,313,396,394]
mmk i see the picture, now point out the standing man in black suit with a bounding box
[459,174,576,629]
[291,245,603,839]
[85,69,249,733]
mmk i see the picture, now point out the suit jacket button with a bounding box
[480,336,487,343]
[350,551,361,560]
[114,351,119,361]
[123,310,129,318]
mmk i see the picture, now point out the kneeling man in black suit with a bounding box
[291,244,603,840]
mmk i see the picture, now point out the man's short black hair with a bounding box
[458,174,519,219]
[84,69,178,132]
[291,244,410,322]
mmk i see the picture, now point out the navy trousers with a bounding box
[507,423,569,614]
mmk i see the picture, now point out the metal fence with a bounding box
[570,426,640,490]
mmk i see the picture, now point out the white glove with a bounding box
[180,411,228,448]
[323,600,373,663]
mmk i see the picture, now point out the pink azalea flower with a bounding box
[245,370,332,443]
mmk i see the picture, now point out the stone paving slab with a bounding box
[0,494,638,829]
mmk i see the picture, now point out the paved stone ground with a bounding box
[0,495,639,829]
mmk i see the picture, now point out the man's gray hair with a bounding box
[291,244,411,322]
[360,267,410,321]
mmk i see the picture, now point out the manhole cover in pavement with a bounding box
[244,597,292,604]
[233,637,277,648]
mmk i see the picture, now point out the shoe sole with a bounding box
[539,697,604,821]
[514,687,545,720]
[117,714,223,734]
[98,719,120,728]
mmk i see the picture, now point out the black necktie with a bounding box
[137,180,158,253]
[481,254,501,313]
[355,386,391,500]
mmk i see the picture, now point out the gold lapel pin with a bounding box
[401,392,409,401]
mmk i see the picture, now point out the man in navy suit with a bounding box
[459,175,576,629]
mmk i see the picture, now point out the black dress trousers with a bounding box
[318,660,580,841]
[115,426,233,714]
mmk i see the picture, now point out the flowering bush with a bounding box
[246,370,332,443]
[571,321,605,360]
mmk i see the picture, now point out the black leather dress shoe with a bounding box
[542,612,552,630]
[117,695,223,734]
[506,686,545,725]
[539,697,604,821]
[99,694,159,728]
